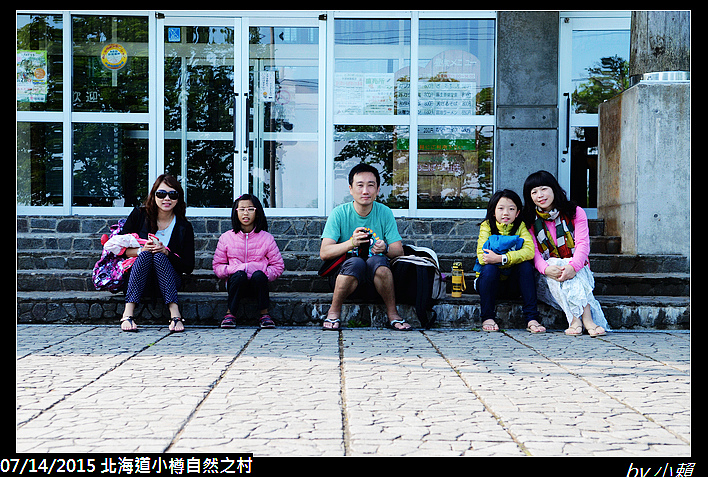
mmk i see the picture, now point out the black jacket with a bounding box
[120,207,195,275]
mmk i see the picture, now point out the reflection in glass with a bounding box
[418,19,495,116]
[72,15,149,113]
[17,122,63,206]
[164,24,235,207]
[417,125,493,209]
[333,126,409,209]
[569,127,598,208]
[571,30,629,114]
[72,123,147,207]
[334,19,410,115]
[249,26,320,208]
[17,14,63,112]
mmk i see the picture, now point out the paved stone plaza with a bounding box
[16,325,690,457]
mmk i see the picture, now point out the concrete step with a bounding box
[16,290,690,330]
[17,248,690,274]
[17,268,691,297]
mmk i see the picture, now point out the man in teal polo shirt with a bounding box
[320,163,411,331]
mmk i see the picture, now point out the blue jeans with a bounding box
[475,260,539,323]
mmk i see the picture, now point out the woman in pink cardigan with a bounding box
[522,171,608,337]
[212,194,284,329]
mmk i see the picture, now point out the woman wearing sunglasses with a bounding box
[118,174,195,332]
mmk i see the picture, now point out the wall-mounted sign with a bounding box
[100,43,128,70]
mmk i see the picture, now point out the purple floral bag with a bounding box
[92,219,136,293]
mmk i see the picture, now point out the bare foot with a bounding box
[387,314,412,330]
[169,317,185,333]
[120,316,138,332]
[482,319,499,332]
[322,311,341,330]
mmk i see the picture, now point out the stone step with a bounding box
[19,233,620,256]
[17,248,689,274]
[16,268,691,297]
[16,291,690,330]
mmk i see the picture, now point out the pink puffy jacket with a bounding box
[212,229,284,282]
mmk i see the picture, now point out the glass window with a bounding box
[17,122,63,206]
[72,15,149,113]
[416,125,493,209]
[418,19,495,116]
[249,26,320,208]
[333,125,409,209]
[17,14,63,112]
[72,123,148,207]
[334,19,410,115]
[164,24,235,208]
[571,30,629,114]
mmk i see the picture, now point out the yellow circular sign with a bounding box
[100,43,127,70]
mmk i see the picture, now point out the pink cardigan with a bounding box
[212,229,284,282]
[529,206,590,274]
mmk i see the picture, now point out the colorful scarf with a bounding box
[534,208,575,260]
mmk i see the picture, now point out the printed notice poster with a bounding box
[334,73,364,115]
[260,70,276,102]
[335,72,394,115]
[17,50,48,103]
[363,73,394,115]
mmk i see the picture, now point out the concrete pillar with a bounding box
[496,11,559,195]
[598,11,690,260]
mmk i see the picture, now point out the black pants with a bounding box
[227,270,270,312]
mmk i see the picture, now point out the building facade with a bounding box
[17,10,631,219]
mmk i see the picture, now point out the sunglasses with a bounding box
[155,190,179,200]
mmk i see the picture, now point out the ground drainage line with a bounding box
[164,329,260,453]
[338,331,352,456]
[502,331,691,446]
[16,328,174,428]
[421,331,533,457]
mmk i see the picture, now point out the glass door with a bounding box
[159,16,244,210]
[247,18,324,214]
[559,14,630,215]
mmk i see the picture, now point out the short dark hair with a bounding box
[485,189,524,236]
[232,193,268,233]
[348,163,380,188]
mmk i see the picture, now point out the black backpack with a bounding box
[391,245,446,329]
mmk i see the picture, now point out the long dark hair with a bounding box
[231,193,268,233]
[485,189,523,236]
[522,170,577,227]
[144,174,186,233]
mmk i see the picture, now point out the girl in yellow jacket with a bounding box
[475,189,545,333]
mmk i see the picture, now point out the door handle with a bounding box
[243,93,249,160]
[232,93,238,155]
[563,92,570,156]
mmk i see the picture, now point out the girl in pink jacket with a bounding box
[212,194,284,329]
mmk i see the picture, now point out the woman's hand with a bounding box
[143,236,168,255]
[558,264,576,282]
[544,265,563,281]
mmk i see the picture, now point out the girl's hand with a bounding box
[482,249,503,264]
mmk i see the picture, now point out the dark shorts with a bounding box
[328,255,390,300]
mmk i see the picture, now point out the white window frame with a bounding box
[327,10,496,219]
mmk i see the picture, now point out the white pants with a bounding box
[538,258,609,330]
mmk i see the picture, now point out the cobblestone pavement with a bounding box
[16,325,690,457]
